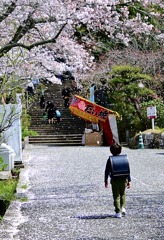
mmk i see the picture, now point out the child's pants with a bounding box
[111,178,127,213]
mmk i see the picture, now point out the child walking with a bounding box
[104,143,131,218]
[42,111,48,124]
[55,109,61,124]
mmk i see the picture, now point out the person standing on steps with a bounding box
[104,143,131,218]
[42,111,48,124]
[45,101,51,111]
[46,101,55,124]
[55,108,61,124]
[40,94,45,109]
[62,85,70,108]
[26,81,35,96]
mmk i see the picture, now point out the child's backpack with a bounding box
[109,154,130,177]
[56,110,61,117]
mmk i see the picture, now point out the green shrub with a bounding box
[0,157,7,171]
[0,179,17,202]
[22,128,38,141]
[21,110,38,140]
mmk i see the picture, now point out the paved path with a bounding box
[0,145,164,240]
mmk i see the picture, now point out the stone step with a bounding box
[29,123,84,126]
[29,124,84,128]
[29,127,84,131]
[28,143,82,146]
[29,131,83,135]
[28,81,85,146]
[29,113,77,118]
[29,108,73,112]
[30,116,82,120]
[29,139,82,143]
[29,134,82,138]
[29,135,83,145]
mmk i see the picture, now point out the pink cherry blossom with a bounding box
[0,0,163,86]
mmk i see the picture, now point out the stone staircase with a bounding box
[28,82,86,146]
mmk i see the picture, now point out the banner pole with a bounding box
[152,118,155,130]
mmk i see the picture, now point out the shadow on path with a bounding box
[72,214,115,220]
[155,152,164,155]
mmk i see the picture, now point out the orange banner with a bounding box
[69,95,119,123]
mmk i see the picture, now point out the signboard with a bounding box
[147,106,157,119]
[69,95,119,123]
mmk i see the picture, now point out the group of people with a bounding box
[41,98,61,125]
[39,85,72,125]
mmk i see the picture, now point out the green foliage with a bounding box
[127,2,148,19]
[107,65,158,141]
[141,98,164,128]
[108,65,154,101]
[22,111,31,128]
[22,128,38,141]
[0,157,7,171]
[0,178,18,221]
[0,158,18,221]
[0,179,17,202]
[0,76,24,104]
[19,197,28,202]
[21,110,38,140]
[111,65,152,80]
[20,184,28,189]
[0,159,20,220]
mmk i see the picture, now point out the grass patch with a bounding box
[0,178,18,220]
[20,184,28,189]
[0,179,18,202]
[19,197,28,202]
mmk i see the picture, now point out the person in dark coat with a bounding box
[45,101,55,124]
[62,86,70,108]
[45,101,53,111]
[40,95,45,109]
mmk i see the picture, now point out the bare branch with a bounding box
[0,22,67,57]
[0,105,20,134]
[0,1,18,23]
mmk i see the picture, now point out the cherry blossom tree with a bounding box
[0,0,163,90]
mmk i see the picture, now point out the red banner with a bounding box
[69,95,119,123]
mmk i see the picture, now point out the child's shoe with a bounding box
[121,207,126,216]
[115,212,122,218]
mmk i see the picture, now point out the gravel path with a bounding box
[0,145,164,240]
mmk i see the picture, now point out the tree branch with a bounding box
[0,22,67,57]
[0,1,18,23]
[0,105,20,134]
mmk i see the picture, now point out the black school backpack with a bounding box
[109,154,130,177]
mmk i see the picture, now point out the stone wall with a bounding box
[130,130,164,149]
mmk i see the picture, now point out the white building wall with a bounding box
[0,103,22,162]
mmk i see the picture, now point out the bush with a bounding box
[0,157,7,171]
[22,128,38,141]
[21,111,38,140]
[0,178,18,221]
